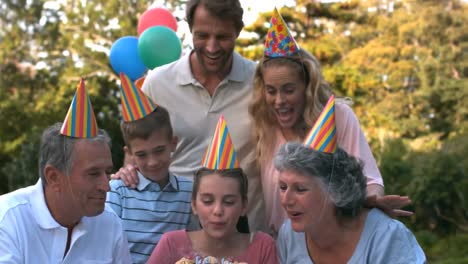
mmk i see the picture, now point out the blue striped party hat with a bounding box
[304,95,337,153]
[202,115,240,169]
[120,72,158,122]
[60,78,98,138]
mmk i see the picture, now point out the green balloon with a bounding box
[138,26,181,69]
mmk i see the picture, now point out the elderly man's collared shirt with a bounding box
[106,172,193,263]
[0,179,131,263]
[142,51,267,233]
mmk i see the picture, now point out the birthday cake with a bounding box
[175,256,247,264]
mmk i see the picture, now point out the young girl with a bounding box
[147,116,278,264]
[147,168,278,264]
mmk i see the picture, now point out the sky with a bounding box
[240,0,295,25]
[36,0,296,69]
[152,0,295,25]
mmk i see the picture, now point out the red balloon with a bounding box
[138,8,177,35]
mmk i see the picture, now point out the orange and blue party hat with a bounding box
[135,75,146,90]
[202,116,240,169]
[60,78,99,138]
[264,7,300,57]
[119,72,158,122]
[304,95,337,153]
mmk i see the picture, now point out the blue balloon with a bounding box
[109,36,147,80]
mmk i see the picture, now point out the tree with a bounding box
[241,0,467,141]
[0,0,183,193]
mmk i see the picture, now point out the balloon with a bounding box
[138,26,181,69]
[138,8,178,35]
[109,36,147,80]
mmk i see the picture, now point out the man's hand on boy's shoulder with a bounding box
[110,164,140,189]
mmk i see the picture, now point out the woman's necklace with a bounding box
[305,232,316,262]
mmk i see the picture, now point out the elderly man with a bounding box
[0,122,131,263]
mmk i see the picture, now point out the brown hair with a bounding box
[192,168,248,204]
[120,106,173,149]
[249,49,332,165]
[186,0,244,34]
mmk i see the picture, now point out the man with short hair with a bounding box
[117,0,267,232]
[0,123,132,263]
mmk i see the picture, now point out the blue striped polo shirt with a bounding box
[106,171,194,264]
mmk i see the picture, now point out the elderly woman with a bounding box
[275,142,426,263]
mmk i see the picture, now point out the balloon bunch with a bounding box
[109,7,182,81]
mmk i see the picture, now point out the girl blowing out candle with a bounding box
[147,116,278,264]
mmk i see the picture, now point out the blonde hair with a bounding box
[249,49,332,164]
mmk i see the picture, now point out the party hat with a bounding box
[304,95,337,153]
[60,79,98,138]
[135,75,146,90]
[202,115,240,169]
[264,7,300,57]
[119,72,157,122]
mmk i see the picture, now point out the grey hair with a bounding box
[274,142,367,218]
[39,122,111,185]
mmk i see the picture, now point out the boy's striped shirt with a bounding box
[106,172,194,264]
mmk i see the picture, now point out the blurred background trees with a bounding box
[1,0,466,262]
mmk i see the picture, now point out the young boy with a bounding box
[106,74,196,264]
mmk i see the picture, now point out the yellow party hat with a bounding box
[120,72,158,122]
[304,95,337,153]
[60,78,98,138]
[264,7,300,57]
[201,116,240,169]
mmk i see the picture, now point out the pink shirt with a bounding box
[147,230,278,264]
[262,102,384,234]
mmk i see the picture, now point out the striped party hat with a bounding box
[264,7,300,57]
[202,115,240,169]
[119,72,157,122]
[135,75,146,90]
[60,78,98,138]
[304,95,337,153]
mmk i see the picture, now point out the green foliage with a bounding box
[0,133,40,192]
[376,139,412,195]
[0,0,179,192]
[379,135,468,262]
[416,231,468,263]
[243,0,468,140]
